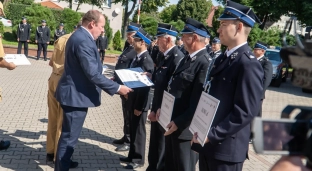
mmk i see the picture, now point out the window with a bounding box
[103,0,111,8]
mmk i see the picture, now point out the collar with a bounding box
[81,26,95,40]
[137,50,147,59]
[226,42,247,57]
[257,55,264,61]
[164,45,176,56]
[190,47,206,58]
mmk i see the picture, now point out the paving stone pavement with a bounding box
[0,58,312,171]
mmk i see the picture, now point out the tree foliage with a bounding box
[59,8,81,33]
[169,19,184,32]
[10,0,33,5]
[104,15,113,45]
[113,30,122,51]
[4,3,30,25]
[159,4,177,23]
[174,0,212,23]
[141,0,169,13]
[132,12,159,36]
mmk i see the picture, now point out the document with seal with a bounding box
[115,67,154,88]
[158,91,175,131]
[189,92,220,146]
[4,54,31,65]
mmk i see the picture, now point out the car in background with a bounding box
[0,17,12,27]
[265,47,289,87]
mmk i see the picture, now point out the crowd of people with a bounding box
[0,1,310,171]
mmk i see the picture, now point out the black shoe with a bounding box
[70,160,78,168]
[44,59,47,61]
[46,153,54,163]
[124,162,143,169]
[115,144,130,152]
[119,157,132,163]
[113,137,125,144]
[36,58,39,60]
[0,140,10,151]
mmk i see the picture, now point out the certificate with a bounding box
[4,54,31,65]
[115,67,154,88]
[158,91,175,131]
[189,92,220,146]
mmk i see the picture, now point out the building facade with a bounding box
[35,0,123,34]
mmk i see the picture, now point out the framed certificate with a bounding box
[189,92,220,146]
[4,54,31,65]
[115,67,154,88]
[158,91,175,131]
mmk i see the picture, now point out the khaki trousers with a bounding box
[46,73,62,159]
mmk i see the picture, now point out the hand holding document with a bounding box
[115,67,154,88]
[158,91,175,131]
[4,54,31,65]
[189,92,220,147]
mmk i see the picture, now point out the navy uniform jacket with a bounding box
[151,46,184,113]
[125,51,154,112]
[206,44,212,54]
[203,44,263,162]
[35,26,50,43]
[259,57,273,99]
[55,27,119,108]
[17,23,31,41]
[168,49,210,140]
[114,46,136,84]
[209,50,222,59]
[54,29,66,41]
[96,36,108,50]
[178,44,188,56]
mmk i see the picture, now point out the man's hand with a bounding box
[134,109,142,116]
[191,132,209,146]
[35,40,37,43]
[141,72,152,79]
[105,49,107,51]
[98,49,100,51]
[47,42,50,44]
[164,121,178,136]
[17,38,19,42]
[148,111,157,122]
[118,85,133,95]
[7,62,16,70]
[27,40,29,42]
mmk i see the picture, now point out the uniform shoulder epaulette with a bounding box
[244,51,255,59]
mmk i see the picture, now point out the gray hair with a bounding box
[164,35,176,44]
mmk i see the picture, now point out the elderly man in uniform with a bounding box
[0,2,16,149]
[253,41,273,117]
[119,28,154,169]
[163,18,210,171]
[54,23,66,42]
[191,1,264,171]
[45,21,82,167]
[35,20,50,61]
[205,35,212,54]
[176,36,188,55]
[112,22,142,152]
[146,23,184,171]
[210,37,222,59]
[17,17,31,57]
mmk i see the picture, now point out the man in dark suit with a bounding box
[176,36,188,55]
[146,23,184,171]
[112,22,142,152]
[54,23,66,42]
[96,31,108,63]
[163,18,210,171]
[17,17,31,57]
[205,35,212,54]
[54,10,132,171]
[119,28,154,169]
[35,20,50,61]
[191,1,264,171]
[253,41,273,117]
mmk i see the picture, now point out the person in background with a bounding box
[54,23,66,42]
[17,17,31,57]
[205,35,212,54]
[35,20,50,61]
[176,36,187,55]
[96,31,108,64]
[210,37,222,59]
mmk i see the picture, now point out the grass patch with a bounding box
[2,26,123,55]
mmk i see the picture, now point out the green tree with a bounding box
[175,0,212,23]
[141,0,169,13]
[10,0,33,5]
[104,15,113,45]
[132,12,159,36]
[0,22,4,36]
[113,30,122,51]
[159,4,177,23]
[59,8,81,33]
[20,3,56,42]
[169,19,184,32]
